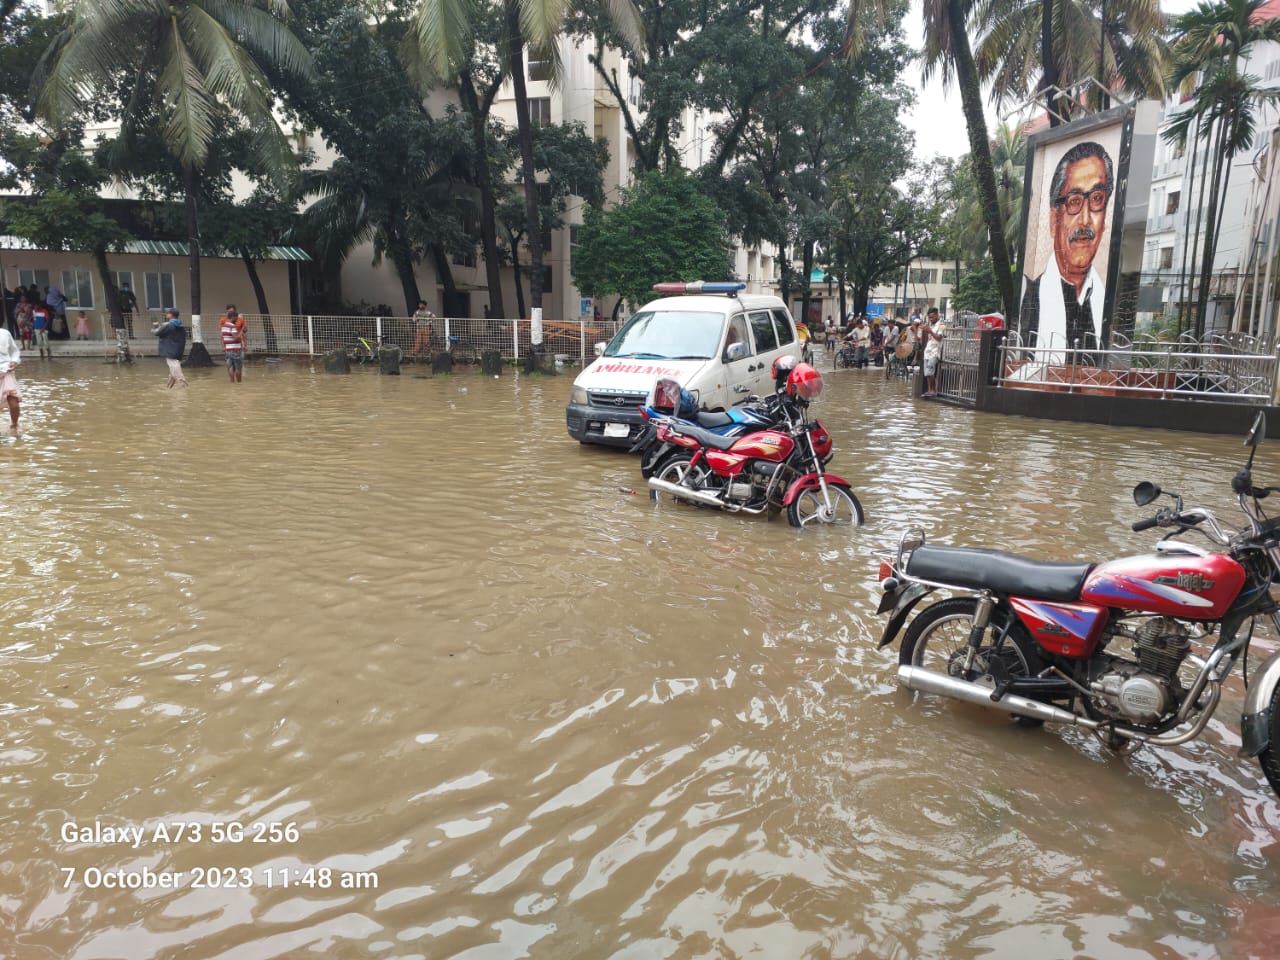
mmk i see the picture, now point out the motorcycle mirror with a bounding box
[1246,410,1266,448]
[1133,481,1161,506]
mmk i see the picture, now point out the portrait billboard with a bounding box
[1015,106,1136,357]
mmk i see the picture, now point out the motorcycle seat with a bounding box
[670,421,741,450]
[696,410,735,429]
[906,544,1094,602]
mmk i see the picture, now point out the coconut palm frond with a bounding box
[200,0,315,81]
[412,0,473,77]
[157,27,218,168]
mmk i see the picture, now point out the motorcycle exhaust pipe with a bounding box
[647,476,725,508]
[898,665,1090,728]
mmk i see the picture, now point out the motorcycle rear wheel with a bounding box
[786,483,864,528]
[1257,685,1280,798]
[899,597,1046,724]
[651,455,713,504]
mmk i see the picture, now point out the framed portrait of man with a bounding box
[1015,107,1135,360]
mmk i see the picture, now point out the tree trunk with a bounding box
[1040,0,1060,126]
[799,239,815,332]
[182,164,214,367]
[385,228,422,316]
[431,245,459,312]
[511,231,527,319]
[460,68,506,319]
[240,249,276,353]
[1196,115,1233,336]
[949,0,1018,320]
[507,5,542,316]
[92,246,129,361]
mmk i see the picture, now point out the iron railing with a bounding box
[996,330,1280,402]
[92,314,627,366]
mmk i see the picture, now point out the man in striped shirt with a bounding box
[220,305,245,383]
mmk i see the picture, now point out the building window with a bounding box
[144,271,176,310]
[569,226,579,248]
[1166,191,1180,215]
[530,97,551,127]
[528,59,550,82]
[113,271,135,301]
[1159,247,1174,270]
[628,76,642,106]
[452,246,476,268]
[910,268,936,285]
[61,268,94,308]
[940,269,956,285]
[18,268,50,292]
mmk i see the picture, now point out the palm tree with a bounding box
[955,122,1026,266]
[413,0,640,324]
[1165,0,1280,336]
[34,0,313,352]
[922,0,1019,318]
[972,0,1168,122]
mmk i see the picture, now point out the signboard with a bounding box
[1015,106,1136,353]
[865,303,885,318]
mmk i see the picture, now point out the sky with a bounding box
[901,0,1198,161]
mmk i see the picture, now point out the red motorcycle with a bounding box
[877,411,1280,799]
[644,360,864,528]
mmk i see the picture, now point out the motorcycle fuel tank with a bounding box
[1081,552,1246,620]
[706,430,795,475]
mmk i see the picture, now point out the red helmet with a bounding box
[786,363,823,401]
[771,354,798,388]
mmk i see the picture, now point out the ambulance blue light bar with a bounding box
[651,281,746,295]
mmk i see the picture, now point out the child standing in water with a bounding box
[74,310,90,340]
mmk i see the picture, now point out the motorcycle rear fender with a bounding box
[877,583,934,648]
[1240,649,1280,757]
[781,472,852,507]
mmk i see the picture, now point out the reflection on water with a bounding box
[0,358,1277,959]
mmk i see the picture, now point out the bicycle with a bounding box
[351,334,381,364]
[444,334,481,365]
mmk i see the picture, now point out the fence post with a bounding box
[512,319,520,360]
[375,316,383,344]
[579,320,586,366]
[444,317,451,343]
[1161,346,1172,399]
[307,315,314,357]
[1068,339,1078,394]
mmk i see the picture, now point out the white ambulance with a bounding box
[565,282,804,447]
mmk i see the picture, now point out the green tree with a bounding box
[34,0,313,352]
[571,169,730,311]
[951,256,1003,312]
[922,0,1018,318]
[414,0,641,318]
[972,0,1167,123]
[1164,0,1280,336]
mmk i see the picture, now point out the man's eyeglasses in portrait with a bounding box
[1053,188,1109,216]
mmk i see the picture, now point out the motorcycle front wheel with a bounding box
[786,483,864,528]
[899,598,1045,720]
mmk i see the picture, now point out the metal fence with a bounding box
[59,313,624,366]
[937,318,982,405]
[222,314,624,366]
[996,330,1280,402]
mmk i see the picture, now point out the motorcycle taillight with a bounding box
[878,560,894,583]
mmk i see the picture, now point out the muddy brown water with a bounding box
[0,356,1277,959]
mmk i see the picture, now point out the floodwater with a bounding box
[0,354,1277,960]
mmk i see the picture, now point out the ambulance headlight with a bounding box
[570,385,588,405]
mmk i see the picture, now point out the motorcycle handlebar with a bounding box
[1132,516,1160,532]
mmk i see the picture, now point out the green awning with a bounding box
[0,235,310,262]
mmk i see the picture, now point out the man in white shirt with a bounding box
[922,307,945,397]
[0,325,22,435]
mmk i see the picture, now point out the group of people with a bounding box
[1,283,97,355]
[822,307,947,396]
[151,303,247,389]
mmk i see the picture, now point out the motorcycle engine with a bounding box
[1088,617,1190,723]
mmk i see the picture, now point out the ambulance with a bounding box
[565,282,805,447]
